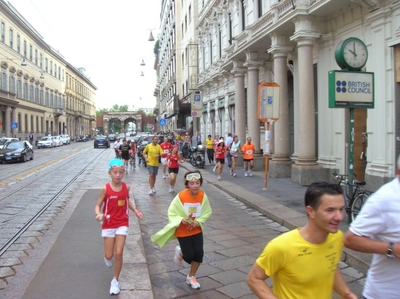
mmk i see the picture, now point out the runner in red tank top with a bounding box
[94,158,143,296]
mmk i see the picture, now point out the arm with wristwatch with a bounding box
[344,231,398,258]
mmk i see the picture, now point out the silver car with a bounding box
[0,137,19,150]
[37,136,55,148]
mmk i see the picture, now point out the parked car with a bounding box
[60,134,70,145]
[94,135,110,148]
[0,137,19,150]
[52,136,63,147]
[107,134,116,142]
[0,140,34,163]
[76,135,89,142]
[37,136,55,148]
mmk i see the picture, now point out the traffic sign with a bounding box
[11,122,18,129]
[159,118,167,126]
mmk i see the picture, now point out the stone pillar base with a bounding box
[291,164,328,186]
[269,160,293,178]
[235,155,265,171]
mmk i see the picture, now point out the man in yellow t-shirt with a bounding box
[247,182,357,299]
[205,135,214,165]
[143,135,163,195]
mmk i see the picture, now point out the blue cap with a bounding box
[108,158,124,170]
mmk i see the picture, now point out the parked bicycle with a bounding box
[332,172,372,223]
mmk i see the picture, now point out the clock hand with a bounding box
[353,42,357,57]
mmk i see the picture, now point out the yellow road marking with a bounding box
[2,150,80,184]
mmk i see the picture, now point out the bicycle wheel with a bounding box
[350,192,369,222]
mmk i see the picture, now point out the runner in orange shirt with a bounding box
[241,137,255,177]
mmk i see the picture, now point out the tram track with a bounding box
[0,147,109,256]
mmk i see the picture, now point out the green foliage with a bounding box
[154,40,159,56]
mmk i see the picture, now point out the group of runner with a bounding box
[113,138,137,173]
[205,133,256,180]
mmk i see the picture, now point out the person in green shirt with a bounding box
[143,135,163,195]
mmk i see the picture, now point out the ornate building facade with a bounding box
[0,1,96,141]
[193,0,399,188]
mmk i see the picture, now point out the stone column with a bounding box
[267,34,293,177]
[244,51,263,154]
[5,106,11,137]
[11,107,17,137]
[290,20,324,185]
[231,60,246,144]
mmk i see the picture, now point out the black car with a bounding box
[94,135,110,148]
[0,140,34,163]
[76,135,89,142]
[107,134,116,142]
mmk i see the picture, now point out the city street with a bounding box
[0,141,367,298]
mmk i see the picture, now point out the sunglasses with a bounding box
[186,173,201,181]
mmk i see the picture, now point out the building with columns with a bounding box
[155,0,200,134]
[191,0,400,188]
[0,1,96,141]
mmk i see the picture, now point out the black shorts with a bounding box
[216,158,225,164]
[243,158,253,162]
[121,153,129,160]
[169,167,179,174]
[177,232,204,264]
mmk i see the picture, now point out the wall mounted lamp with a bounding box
[40,72,44,79]
[140,59,145,66]
[148,31,155,42]
[21,58,27,66]
[141,71,144,76]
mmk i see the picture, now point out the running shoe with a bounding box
[152,188,157,193]
[174,245,182,263]
[213,166,216,172]
[217,175,222,181]
[186,276,200,289]
[163,174,166,179]
[249,171,253,177]
[245,172,248,177]
[104,256,112,267]
[233,173,237,177]
[109,278,120,295]
[149,190,154,196]
[230,170,233,176]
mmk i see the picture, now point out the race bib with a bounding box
[246,150,253,154]
[184,203,202,217]
[163,149,169,153]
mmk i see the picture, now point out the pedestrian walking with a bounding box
[228,135,240,177]
[344,155,400,299]
[204,135,213,164]
[160,137,172,179]
[129,140,137,169]
[94,158,143,295]
[196,131,202,145]
[119,139,130,173]
[241,137,255,177]
[143,135,163,195]
[151,171,212,290]
[247,181,357,299]
[213,138,226,180]
[167,145,183,193]
[29,132,34,144]
[225,133,233,168]
[113,138,121,159]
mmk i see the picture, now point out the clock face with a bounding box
[335,38,368,70]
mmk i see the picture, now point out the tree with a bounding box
[96,108,109,117]
[109,104,129,112]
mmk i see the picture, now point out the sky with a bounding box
[9,0,160,110]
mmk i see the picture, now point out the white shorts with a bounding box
[161,157,168,165]
[102,226,128,238]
